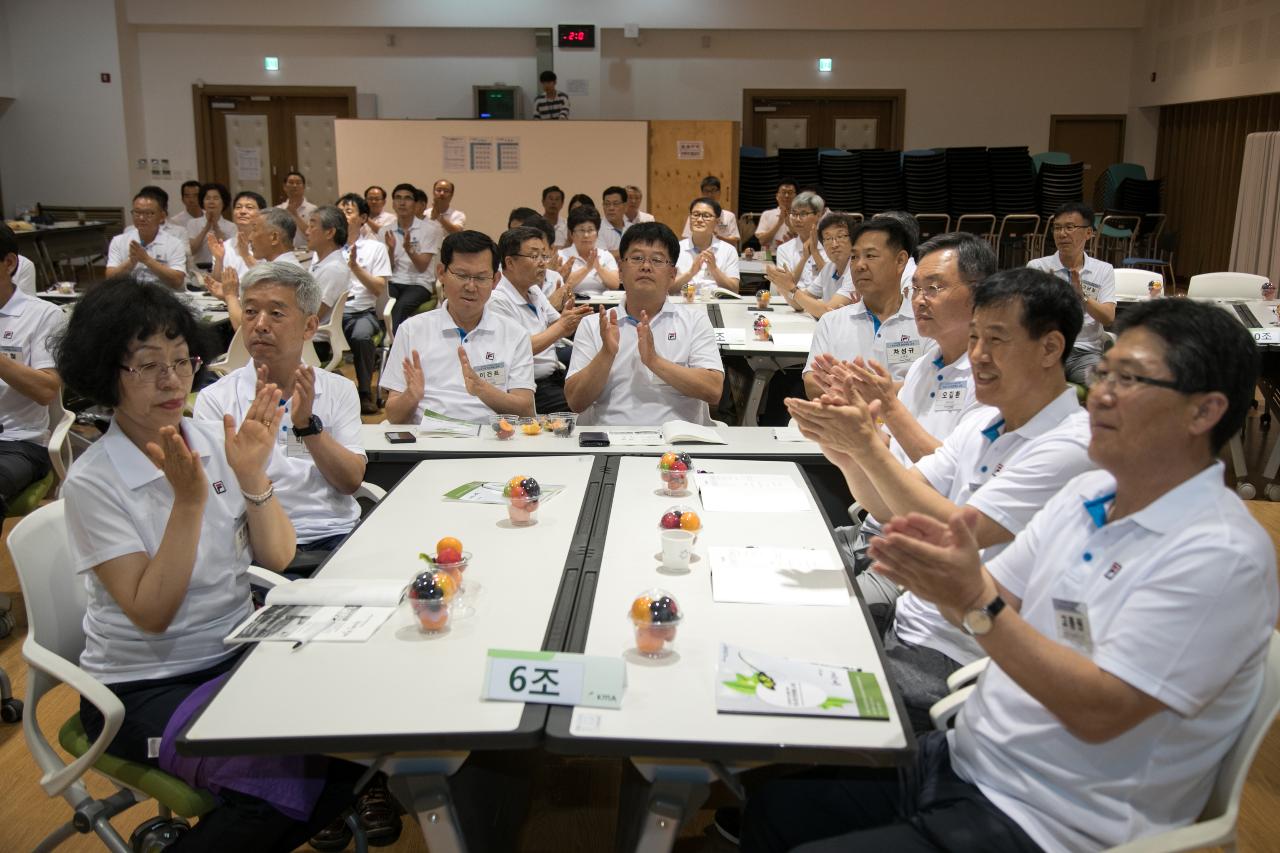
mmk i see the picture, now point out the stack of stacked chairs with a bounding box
[739,148,781,216]
[989,146,1040,264]
[1115,177,1162,215]
[1094,162,1147,212]
[902,149,949,218]
[946,146,994,220]
[818,149,861,213]
[1035,158,1084,217]
[859,149,904,215]
[778,147,821,195]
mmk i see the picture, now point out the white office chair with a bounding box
[206,327,250,376]
[1187,272,1270,300]
[1113,267,1160,301]
[928,635,1280,853]
[318,297,351,372]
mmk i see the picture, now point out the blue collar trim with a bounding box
[1083,492,1117,528]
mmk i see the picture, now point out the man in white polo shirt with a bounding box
[624,185,654,227]
[362,185,396,238]
[336,194,392,415]
[168,180,203,230]
[768,191,828,300]
[490,226,593,414]
[383,183,439,332]
[752,178,797,254]
[382,230,535,424]
[749,298,1276,852]
[276,171,317,250]
[790,268,1093,731]
[597,186,629,259]
[1028,201,1117,384]
[105,188,187,290]
[0,225,66,515]
[542,185,569,248]
[249,207,305,268]
[194,261,366,570]
[307,205,351,336]
[767,213,859,319]
[674,198,741,295]
[681,176,739,249]
[872,210,920,293]
[425,179,466,237]
[802,219,921,398]
[566,222,724,426]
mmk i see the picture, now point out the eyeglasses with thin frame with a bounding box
[572,226,598,236]
[1085,364,1185,394]
[119,356,203,384]
[1051,223,1091,234]
[131,209,160,219]
[515,252,554,263]
[623,254,675,269]
[790,209,816,219]
[689,211,717,221]
[446,268,495,286]
[821,231,851,244]
[910,283,952,300]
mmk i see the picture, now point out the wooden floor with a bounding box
[3,411,1280,852]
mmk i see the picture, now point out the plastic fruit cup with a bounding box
[659,468,689,496]
[756,290,771,309]
[547,412,577,438]
[633,620,679,656]
[489,414,519,441]
[433,551,471,588]
[753,325,771,341]
[412,599,451,633]
[683,283,697,303]
[506,495,540,526]
[518,416,543,436]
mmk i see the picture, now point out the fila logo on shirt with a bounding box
[486,352,495,361]
[667,332,677,340]
[212,481,227,495]
[1104,561,1123,580]
[1,330,13,341]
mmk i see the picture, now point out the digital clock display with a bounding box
[557,24,596,48]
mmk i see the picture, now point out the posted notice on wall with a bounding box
[496,137,521,172]
[677,140,705,160]
[442,136,466,172]
[469,137,494,171]
[235,147,262,181]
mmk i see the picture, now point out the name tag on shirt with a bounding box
[473,361,507,387]
[234,512,250,561]
[285,430,311,459]
[1052,598,1093,654]
[934,380,966,412]
[1081,280,1101,300]
[0,345,22,361]
[886,338,920,366]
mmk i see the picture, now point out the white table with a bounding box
[546,456,911,850]
[712,302,816,426]
[179,455,605,851]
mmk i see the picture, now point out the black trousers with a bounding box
[534,371,569,414]
[341,308,382,399]
[80,654,361,853]
[0,438,51,514]
[388,282,433,332]
[741,731,1042,852]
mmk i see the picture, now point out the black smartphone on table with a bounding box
[385,431,417,444]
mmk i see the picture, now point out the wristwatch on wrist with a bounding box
[291,414,324,439]
[961,594,1005,637]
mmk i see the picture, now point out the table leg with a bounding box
[741,357,779,427]
[616,760,720,853]
[386,771,468,853]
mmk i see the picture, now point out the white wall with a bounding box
[0,0,131,216]
[0,2,13,100]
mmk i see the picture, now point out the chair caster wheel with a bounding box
[0,610,13,639]
[1237,482,1257,500]
[1,698,22,723]
[1267,485,1280,502]
[130,816,189,853]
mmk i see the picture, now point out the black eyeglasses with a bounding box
[1086,365,1185,394]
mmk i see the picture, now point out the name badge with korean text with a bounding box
[1052,598,1093,654]
[234,513,251,561]
[0,345,22,361]
[285,430,311,459]
[473,361,507,388]
[1081,280,1101,300]
[482,649,626,709]
[886,337,920,366]
[934,380,967,413]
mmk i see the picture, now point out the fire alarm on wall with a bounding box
[100,73,111,83]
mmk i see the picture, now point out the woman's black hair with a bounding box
[54,276,214,407]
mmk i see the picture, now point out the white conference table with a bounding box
[712,302,816,427]
[178,455,605,851]
[36,288,231,325]
[546,456,912,850]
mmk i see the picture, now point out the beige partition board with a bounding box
[335,120,648,242]
[647,120,739,232]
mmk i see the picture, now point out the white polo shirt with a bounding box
[194,363,364,544]
[802,259,855,302]
[774,237,827,298]
[219,237,253,279]
[185,217,237,266]
[953,463,1278,852]
[14,255,36,295]
[550,218,569,249]
[1028,252,1116,352]
[894,389,1093,664]
[567,296,724,427]
[422,207,465,233]
[675,238,741,291]
[901,256,917,293]
[169,210,196,229]
[558,244,619,295]
[598,220,627,254]
[888,341,984,468]
[362,211,396,240]
[383,219,439,289]
[310,250,350,344]
[276,199,318,248]
[63,418,253,684]
[342,239,392,313]
[380,303,535,424]
[107,230,187,285]
[624,211,655,227]
[681,210,739,242]
[804,297,921,382]
[0,288,65,443]
[489,276,562,380]
[754,207,794,252]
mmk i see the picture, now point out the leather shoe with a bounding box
[308,814,352,852]
[356,778,403,847]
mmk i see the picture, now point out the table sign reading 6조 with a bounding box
[483,649,626,709]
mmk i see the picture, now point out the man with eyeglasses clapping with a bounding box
[566,223,723,426]
[381,230,535,424]
[1028,202,1117,385]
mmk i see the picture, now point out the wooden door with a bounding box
[745,91,904,153]
[1048,115,1126,187]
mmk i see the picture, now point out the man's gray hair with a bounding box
[240,261,322,316]
[259,207,297,243]
[792,191,825,216]
[915,231,998,285]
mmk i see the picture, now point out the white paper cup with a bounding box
[660,529,695,570]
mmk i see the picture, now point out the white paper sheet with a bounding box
[709,546,850,606]
[698,473,809,512]
[606,430,663,446]
[770,332,812,351]
[714,328,746,345]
